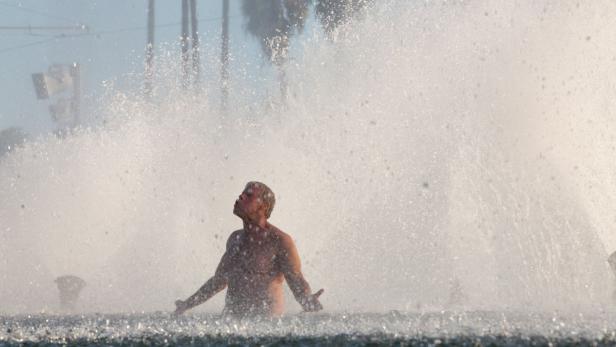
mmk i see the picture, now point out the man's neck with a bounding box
[243,217,268,233]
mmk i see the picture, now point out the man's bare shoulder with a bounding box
[267,224,294,247]
[226,229,244,249]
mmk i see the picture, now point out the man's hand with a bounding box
[174,299,189,315]
[301,288,324,312]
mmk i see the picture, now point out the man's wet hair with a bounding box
[246,181,275,218]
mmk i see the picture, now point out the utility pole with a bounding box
[180,0,190,89]
[70,63,80,127]
[189,0,199,86]
[15,23,88,131]
[221,0,230,112]
[145,0,155,97]
[32,63,81,130]
[180,0,200,90]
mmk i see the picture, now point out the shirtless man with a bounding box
[174,181,323,317]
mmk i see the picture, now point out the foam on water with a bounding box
[2,0,616,318]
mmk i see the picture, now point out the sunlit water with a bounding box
[3,0,616,344]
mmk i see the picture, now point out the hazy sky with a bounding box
[0,0,291,135]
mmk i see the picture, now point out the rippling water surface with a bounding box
[3,311,616,346]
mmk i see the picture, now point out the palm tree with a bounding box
[221,0,230,112]
[241,0,310,101]
[315,0,372,36]
[144,0,154,97]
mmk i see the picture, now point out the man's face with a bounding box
[233,184,265,221]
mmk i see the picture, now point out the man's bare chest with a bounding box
[231,237,279,275]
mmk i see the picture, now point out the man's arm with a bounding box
[174,231,241,315]
[174,272,226,315]
[279,234,324,312]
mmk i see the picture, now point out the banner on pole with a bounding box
[31,64,74,100]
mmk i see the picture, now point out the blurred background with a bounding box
[1,0,367,138]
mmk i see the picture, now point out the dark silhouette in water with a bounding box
[54,275,86,310]
[174,182,323,318]
[608,252,616,302]
[447,278,467,308]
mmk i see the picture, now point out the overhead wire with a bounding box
[0,1,81,24]
[0,14,242,54]
[0,32,57,37]
[0,36,60,54]
[65,15,242,38]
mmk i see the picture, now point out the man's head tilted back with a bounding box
[246,181,276,218]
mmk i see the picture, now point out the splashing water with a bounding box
[3,312,616,345]
[1,1,616,317]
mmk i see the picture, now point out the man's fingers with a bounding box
[314,288,324,298]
